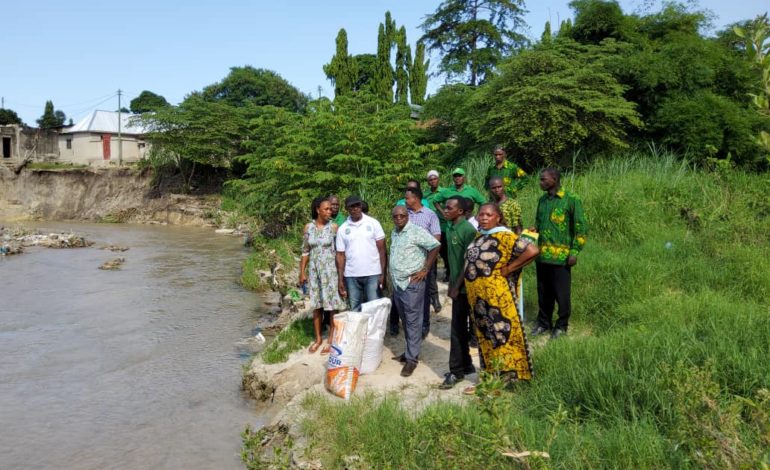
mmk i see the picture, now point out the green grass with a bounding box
[260,318,315,364]
[261,151,770,469]
[240,230,302,292]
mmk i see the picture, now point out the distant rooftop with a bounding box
[62,110,148,135]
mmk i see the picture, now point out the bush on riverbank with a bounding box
[281,154,770,468]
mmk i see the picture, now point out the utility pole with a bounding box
[117,89,123,166]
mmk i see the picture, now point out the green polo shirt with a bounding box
[333,212,346,226]
[485,160,527,195]
[446,217,477,293]
[433,184,486,211]
[425,187,448,232]
[535,188,588,265]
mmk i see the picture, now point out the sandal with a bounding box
[308,341,322,353]
[320,344,331,355]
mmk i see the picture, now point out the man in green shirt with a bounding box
[485,145,527,197]
[329,194,346,226]
[442,196,479,389]
[532,168,588,340]
[426,169,450,286]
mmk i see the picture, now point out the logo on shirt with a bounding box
[366,225,372,232]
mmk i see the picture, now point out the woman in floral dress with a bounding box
[464,203,539,381]
[299,197,346,353]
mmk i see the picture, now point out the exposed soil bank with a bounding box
[0,166,220,226]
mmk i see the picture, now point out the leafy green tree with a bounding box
[468,40,642,165]
[734,13,770,155]
[422,83,480,160]
[36,100,66,128]
[373,23,394,101]
[541,20,553,45]
[130,90,170,113]
[569,0,628,44]
[352,54,378,92]
[323,29,358,97]
[0,108,23,125]
[140,93,251,191]
[395,26,412,103]
[201,66,308,111]
[420,0,528,86]
[653,90,763,164]
[230,93,439,221]
[409,41,430,105]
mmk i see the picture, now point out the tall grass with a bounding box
[282,151,770,469]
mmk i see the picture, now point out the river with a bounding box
[0,222,265,469]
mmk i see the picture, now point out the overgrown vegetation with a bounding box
[260,317,315,364]
[277,154,770,469]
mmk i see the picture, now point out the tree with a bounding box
[323,29,358,97]
[734,13,770,156]
[541,21,553,45]
[352,54,378,92]
[201,66,308,112]
[373,23,395,101]
[140,93,251,191]
[36,101,66,128]
[410,41,430,105]
[116,107,130,113]
[0,108,23,126]
[420,0,528,86]
[130,90,170,113]
[395,26,412,103]
[569,0,628,44]
[468,40,642,166]
[230,93,439,221]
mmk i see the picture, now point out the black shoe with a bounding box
[438,372,463,389]
[400,361,418,377]
[550,328,566,340]
[463,364,477,375]
[391,353,406,363]
[531,325,550,337]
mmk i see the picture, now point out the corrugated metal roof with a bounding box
[62,110,147,135]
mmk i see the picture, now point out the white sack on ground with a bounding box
[359,298,392,374]
[324,312,370,400]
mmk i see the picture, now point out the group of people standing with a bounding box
[297,145,587,390]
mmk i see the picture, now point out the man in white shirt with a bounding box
[335,195,387,311]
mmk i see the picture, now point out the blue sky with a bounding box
[1,0,766,125]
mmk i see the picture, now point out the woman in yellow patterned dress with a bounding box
[464,203,539,381]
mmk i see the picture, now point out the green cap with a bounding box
[451,167,465,176]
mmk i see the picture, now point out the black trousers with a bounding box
[536,262,572,331]
[449,293,474,376]
[427,261,439,306]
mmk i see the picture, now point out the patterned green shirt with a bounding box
[389,222,441,290]
[535,189,587,265]
[498,198,522,229]
[485,161,527,195]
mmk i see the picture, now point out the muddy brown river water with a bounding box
[0,222,266,469]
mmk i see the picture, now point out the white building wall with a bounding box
[58,133,148,166]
